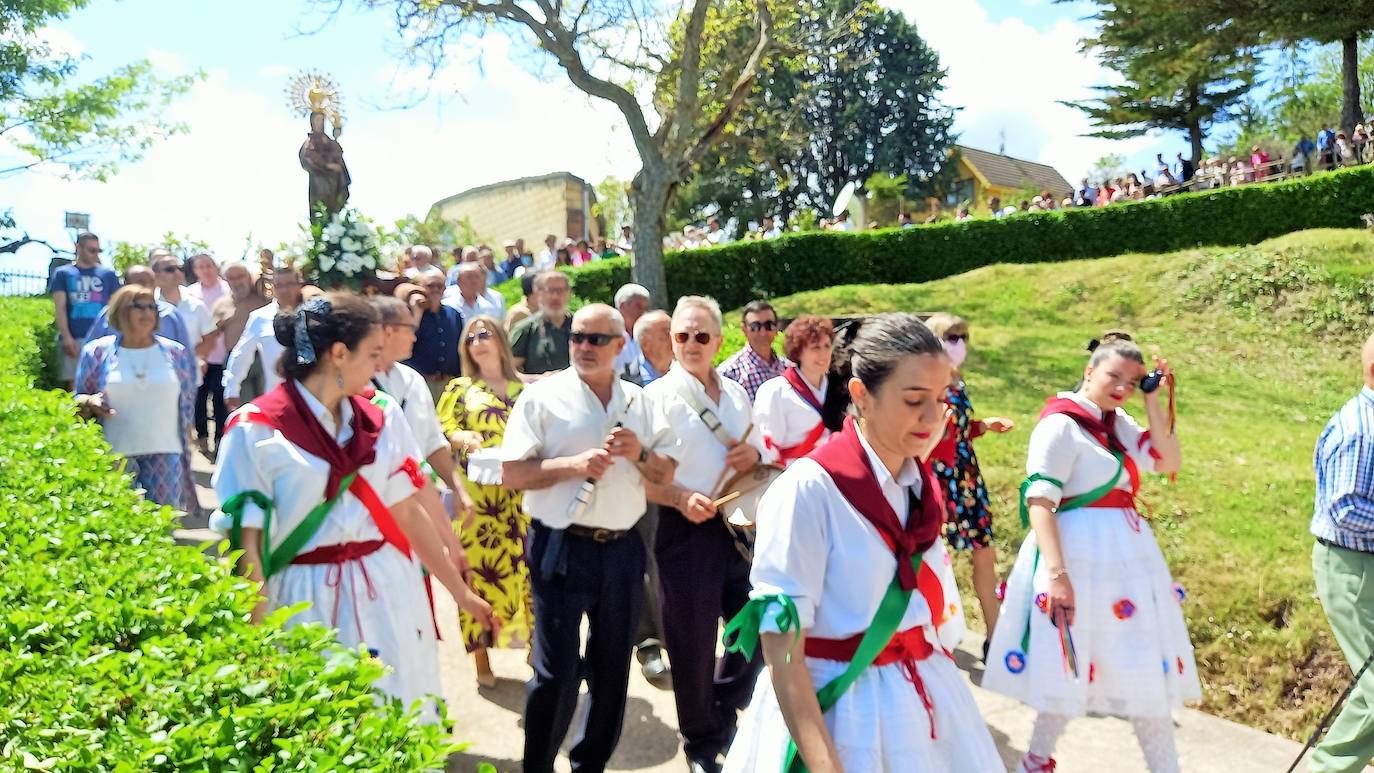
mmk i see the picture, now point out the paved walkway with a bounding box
[185,450,1310,773]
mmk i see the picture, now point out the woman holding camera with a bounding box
[983,332,1197,773]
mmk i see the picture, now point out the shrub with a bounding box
[497,166,1374,309]
[0,298,456,769]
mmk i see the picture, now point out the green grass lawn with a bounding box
[722,228,1374,739]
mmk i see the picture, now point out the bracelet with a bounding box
[1047,566,1069,581]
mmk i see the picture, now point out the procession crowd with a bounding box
[44,231,1374,773]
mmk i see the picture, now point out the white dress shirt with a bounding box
[222,301,285,400]
[753,373,831,466]
[441,286,505,322]
[372,362,448,458]
[644,363,766,495]
[536,249,557,271]
[184,279,230,363]
[501,367,681,530]
[1022,391,1156,506]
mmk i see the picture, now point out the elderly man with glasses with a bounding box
[510,270,572,381]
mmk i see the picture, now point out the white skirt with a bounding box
[983,506,1201,718]
[266,543,442,720]
[724,647,1002,772]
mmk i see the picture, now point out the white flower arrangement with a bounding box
[303,207,382,290]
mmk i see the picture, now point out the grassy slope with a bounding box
[742,228,1374,738]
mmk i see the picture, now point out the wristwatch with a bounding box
[637,448,649,464]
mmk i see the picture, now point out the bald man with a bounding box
[501,303,681,773]
[82,264,192,351]
[1310,333,1374,772]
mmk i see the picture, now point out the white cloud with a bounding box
[884,0,1171,184]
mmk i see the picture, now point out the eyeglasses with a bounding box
[570,331,617,347]
[130,302,158,312]
[465,330,493,345]
[746,320,778,332]
[155,265,181,274]
[386,322,418,333]
[943,333,969,344]
[674,331,713,345]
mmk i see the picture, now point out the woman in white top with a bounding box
[723,313,1001,773]
[754,315,834,467]
[211,293,494,716]
[984,332,1196,773]
[75,285,199,515]
[644,295,769,771]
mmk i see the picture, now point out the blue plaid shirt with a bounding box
[1312,386,1374,552]
[717,346,791,402]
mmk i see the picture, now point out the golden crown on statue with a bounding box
[285,69,345,133]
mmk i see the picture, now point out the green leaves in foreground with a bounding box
[0,297,456,769]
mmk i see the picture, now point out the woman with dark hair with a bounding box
[75,284,199,515]
[722,313,1001,772]
[211,292,495,716]
[984,332,1194,773]
[754,315,836,467]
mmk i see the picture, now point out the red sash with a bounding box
[769,367,827,462]
[809,417,945,596]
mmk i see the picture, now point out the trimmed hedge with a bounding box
[0,298,455,769]
[500,165,1374,309]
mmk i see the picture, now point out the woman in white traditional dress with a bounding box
[722,313,1001,773]
[754,314,835,467]
[983,332,1196,773]
[211,293,495,716]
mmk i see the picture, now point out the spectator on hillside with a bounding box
[537,234,558,271]
[74,284,198,515]
[506,272,539,333]
[706,217,729,245]
[897,211,913,227]
[444,260,505,321]
[760,215,783,238]
[1075,180,1096,207]
[51,232,119,389]
[617,225,635,254]
[612,283,651,376]
[717,299,791,401]
[1251,145,1271,181]
[1319,124,1337,169]
[404,270,464,403]
[510,270,572,380]
[1354,124,1369,163]
[83,263,192,352]
[1296,135,1317,173]
[1176,151,1196,184]
[832,210,853,231]
[500,241,524,279]
[1292,140,1310,176]
[224,265,304,409]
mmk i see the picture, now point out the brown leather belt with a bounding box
[565,524,632,542]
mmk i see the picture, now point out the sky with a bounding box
[2,0,1191,273]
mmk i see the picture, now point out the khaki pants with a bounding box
[1312,540,1374,773]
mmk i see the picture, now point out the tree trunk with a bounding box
[1342,34,1365,134]
[1188,121,1204,167]
[629,167,674,308]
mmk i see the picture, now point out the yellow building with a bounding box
[942,144,1073,209]
[429,172,603,247]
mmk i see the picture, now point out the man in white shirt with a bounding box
[403,244,437,279]
[617,224,634,254]
[149,250,215,370]
[442,261,505,321]
[536,233,558,271]
[611,282,650,375]
[760,216,782,239]
[223,266,303,410]
[184,253,230,451]
[501,303,680,773]
[705,217,730,245]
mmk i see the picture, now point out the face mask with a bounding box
[944,338,967,367]
[521,255,533,267]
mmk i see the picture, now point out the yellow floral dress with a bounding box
[437,376,533,651]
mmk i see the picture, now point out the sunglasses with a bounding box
[944,333,969,343]
[155,265,181,274]
[131,302,158,312]
[465,330,493,344]
[674,331,713,345]
[746,320,778,332]
[570,331,617,346]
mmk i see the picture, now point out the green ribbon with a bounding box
[723,594,801,662]
[219,472,357,580]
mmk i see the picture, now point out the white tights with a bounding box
[1028,712,1180,773]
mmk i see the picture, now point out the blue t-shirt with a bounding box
[49,264,121,338]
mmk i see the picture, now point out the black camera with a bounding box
[1140,369,1165,394]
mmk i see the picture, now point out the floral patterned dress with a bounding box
[437,376,533,651]
[930,380,994,551]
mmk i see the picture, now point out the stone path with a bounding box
[187,449,1311,773]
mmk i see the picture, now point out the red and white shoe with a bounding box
[1017,752,1057,772]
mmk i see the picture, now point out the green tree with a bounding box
[362,0,778,306]
[1065,0,1259,162]
[1087,153,1129,186]
[592,176,633,238]
[672,0,955,232]
[108,232,210,275]
[1,2,197,180]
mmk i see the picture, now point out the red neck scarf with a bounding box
[782,366,824,414]
[1040,396,1140,495]
[810,416,944,591]
[251,380,384,499]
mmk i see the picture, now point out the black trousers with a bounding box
[195,363,228,442]
[656,507,763,761]
[525,521,645,773]
[634,505,665,646]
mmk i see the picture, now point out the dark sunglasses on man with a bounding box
[674,331,713,344]
[570,331,618,346]
[155,265,181,274]
[746,320,778,332]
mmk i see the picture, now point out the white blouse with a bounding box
[372,362,447,459]
[1022,391,1157,507]
[750,430,964,652]
[500,367,681,530]
[103,345,182,457]
[644,364,768,495]
[753,373,830,467]
[210,382,425,553]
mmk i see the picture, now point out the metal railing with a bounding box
[0,270,49,297]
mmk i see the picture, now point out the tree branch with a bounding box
[682,0,772,167]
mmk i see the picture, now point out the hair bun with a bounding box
[272,312,296,348]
